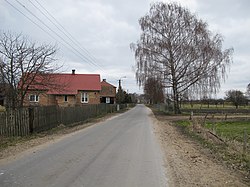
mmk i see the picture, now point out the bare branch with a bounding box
[131,2,233,113]
[0,31,60,108]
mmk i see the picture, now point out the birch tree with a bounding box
[144,77,164,104]
[247,83,250,97]
[131,2,233,113]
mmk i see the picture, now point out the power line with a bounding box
[5,0,104,72]
[14,0,99,69]
[4,0,57,42]
[29,0,102,70]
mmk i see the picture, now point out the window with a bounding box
[29,95,39,102]
[106,97,110,104]
[64,95,68,102]
[81,92,88,103]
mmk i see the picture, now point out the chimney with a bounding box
[72,69,75,75]
[103,79,106,82]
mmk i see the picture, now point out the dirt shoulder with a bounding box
[151,112,249,187]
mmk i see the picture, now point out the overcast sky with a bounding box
[1,0,250,98]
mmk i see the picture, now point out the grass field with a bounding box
[175,118,250,143]
[205,121,250,143]
[174,118,250,175]
[181,103,250,109]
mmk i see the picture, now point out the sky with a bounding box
[1,0,250,98]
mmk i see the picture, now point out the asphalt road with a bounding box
[0,104,167,187]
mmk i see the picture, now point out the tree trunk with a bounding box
[172,83,181,114]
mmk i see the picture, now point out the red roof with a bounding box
[101,80,116,88]
[28,73,101,95]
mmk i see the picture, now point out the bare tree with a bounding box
[131,2,233,113]
[0,31,59,108]
[225,90,247,109]
[144,77,164,104]
[247,83,250,97]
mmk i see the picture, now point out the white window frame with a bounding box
[81,92,88,103]
[29,94,39,102]
[106,97,110,104]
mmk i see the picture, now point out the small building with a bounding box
[23,71,101,107]
[100,79,116,104]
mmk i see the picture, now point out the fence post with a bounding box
[189,111,193,120]
[243,129,247,155]
[28,108,34,134]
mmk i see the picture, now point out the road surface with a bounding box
[0,104,167,187]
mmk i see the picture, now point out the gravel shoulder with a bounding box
[150,112,249,187]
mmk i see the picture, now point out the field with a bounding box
[205,120,250,143]
[152,107,250,185]
[174,115,250,178]
[181,103,250,110]
[154,103,250,178]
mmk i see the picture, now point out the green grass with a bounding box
[175,120,191,127]
[181,103,250,109]
[174,119,250,176]
[205,121,250,142]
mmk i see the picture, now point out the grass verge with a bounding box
[151,108,250,181]
[174,119,250,179]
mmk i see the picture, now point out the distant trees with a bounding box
[247,83,250,97]
[116,82,133,104]
[0,31,59,108]
[116,88,132,104]
[144,77,164,104]
[225,90,247,109]
[131,2,233,113]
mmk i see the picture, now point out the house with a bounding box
[23,70,101,107]
[100,79,116,104]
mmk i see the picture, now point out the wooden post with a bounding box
[212,115,216,133]
[189,111,193,120]
[243,129,247,155]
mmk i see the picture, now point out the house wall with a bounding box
[23,91,53,107]
[55,95,76,107]
[100,85,116,104]
[76,91,100,105]
[23,90,100,107]
[100,85,116,97]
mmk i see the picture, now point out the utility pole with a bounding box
[118,76,126,105]
[118,79,121,90]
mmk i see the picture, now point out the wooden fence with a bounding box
[0,104,126,137]
[0,108,30,136]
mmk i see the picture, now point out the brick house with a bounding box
[23,71,101,107]
[100,79,116,104]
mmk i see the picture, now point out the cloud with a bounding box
[1,0,250,96]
